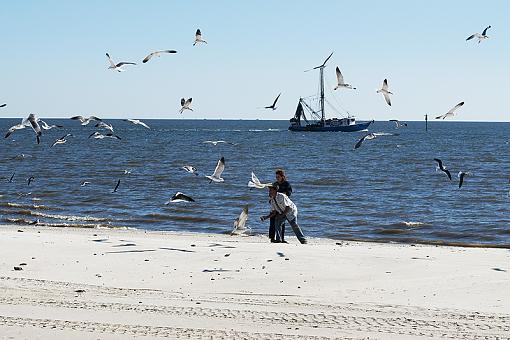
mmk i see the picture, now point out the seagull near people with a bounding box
[51,133,72,147]
[458,171,470,188]
[264,93,281,110]
[435,102,464,120]
[39,120,63,130]
[180,98,193,113]
[182,165,199,176]
[27,176,35,186]
[434,158,452,181]
[165,192,195,204]
[71,115,102,125]
[466,25,491,44]
[377,79,393,106]
[88,131,121,140]
[123,119,150,129]
[231,205,250,235]
[248,172,271,189]
[334,67,356,90]
[113,179,120,193]
[95,121,114,132]
[106,53,136,72]
[193,29,207,46]
[142,49,177,63]
[389,119,407,128]
[205,157,225,183]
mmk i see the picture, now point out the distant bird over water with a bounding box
[264,93,281,110]
[106,53,136,72]
[193,29,207,46]
[71,115,102,126]
[435,102,464,120]
[165,192,195,204]
[182,165,199,176]
[39,120,63,130]
[9,172,15,183]
[142,50,177,63]
[23,114,42,144]
[27,176,35,186]
[89,132,121,140]
[389,119,407,128]
[113,179,120,193]
[206,157,225,183]
[466,25,491,43]
[434,158,452,180]
[354,133,377,149]
[95,121,114,132]
[458,171,470,188]
[334,67,356,90]
[51,133,72,147]
[377,79,393,106]
[180,98,193,113]
[80,181,90,187]
[123,119,150,129]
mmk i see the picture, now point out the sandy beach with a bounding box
[0,225,509,339]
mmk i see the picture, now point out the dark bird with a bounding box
[165,192,195,204]
[142,50,177,63]
[458,171,470,188]
[27,176,35,186]
[264,93,281,110]
[434,158,452,180]
[466,25,491,43]
[113,179,120,193]
[0,103,6,108]
[9,172,15,183]
[106,53,136,72]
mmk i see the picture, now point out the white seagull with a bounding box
[205,157,225,183]
[123,119,150,129]
[466,25,491,43]
[39,120,63,130]
[334,67,356,90]
[21,114,42,144]
[95,121,114,132]
[231,205,250,235]
[80,181,91,187]
[51,133,72,147]
[5,120,30,139]
[264,93,281,110]
[193,29,207,46]
[354,132,397,150]
[182,165,199,176]
[142,50,177,63]
[389,119,407,128]
[88,131,121,140]
[458,171,470,188]
[248,172,271,189]
[376,79,393,106]
[106,53,136,72]
[71,115,102,126]
[180,98,193,113]
[165,192,195,204]
[435,102,464,120]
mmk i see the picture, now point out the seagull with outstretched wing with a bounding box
[334,67,356,90]
[435,102,464,120]
[123,119,150,129]
[231,205,250,235]
[205,157,225,183]
[165,192,195,204]
[142,50,177,63]
[264,93,281,110]
[466,25,491,43]
[434,158,452,180]
[377,79,393,106]
[193,29,207,46]
[106,53,136,72]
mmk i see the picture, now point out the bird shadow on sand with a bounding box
[159,247,195,253]
[208,243,236,249]
[112,243,137,247]
[106,249,156,254]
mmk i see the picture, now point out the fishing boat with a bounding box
[289,52,373,132]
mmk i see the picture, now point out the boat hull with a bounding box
[288,120,373,132]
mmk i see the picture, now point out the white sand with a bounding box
[0,225,509,339]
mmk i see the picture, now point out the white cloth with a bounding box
[270,192,297,221]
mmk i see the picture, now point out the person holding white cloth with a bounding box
[260,184,307,244]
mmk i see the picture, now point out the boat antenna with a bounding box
[303,52,333,124]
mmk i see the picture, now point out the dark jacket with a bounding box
[274,180,292,197]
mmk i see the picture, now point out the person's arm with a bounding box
[284,181,293,197]
[260,210,278,221]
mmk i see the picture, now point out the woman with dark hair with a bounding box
[268,169,292,243]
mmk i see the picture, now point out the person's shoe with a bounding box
[281,240,288,244]
[271,239,281,243]
[300,239,307,244]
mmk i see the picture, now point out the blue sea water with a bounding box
[0,119,509,246]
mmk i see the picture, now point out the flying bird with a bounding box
[106,53,136,72]
[8,172,15,183]
[434,158,452,180]
[142,50,177,63]
[113,179,120,193]
[354,133,377,149]
[123,119,150,129]
[39,120,63,130]
[71,115,102,125]
[193,29,207,46]
[377,79,393,106]
[89,132,121,140]
[248,172,271,189]
[27,176,35,186]
[435,102,464,120]
[95,121,114,132]
[51,133,72,147]
[23,114,42,144]
[180,98,193,113]
[165,192,195,204]
[0,103,6,108]
[389,119,407,128]
[334,67,356,90]
[264,93,281,110]
[458,171,470,188]
[5,121,29,139]
[466,25,491,43]
[182,165,199,176]
[231,205,250,235]
[206,157,225,183]
[80,181,91,187]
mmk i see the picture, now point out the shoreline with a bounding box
[1,224,509,339]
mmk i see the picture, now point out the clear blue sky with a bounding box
[0,1,508,121]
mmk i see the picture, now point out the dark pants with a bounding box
[269,216,285,242]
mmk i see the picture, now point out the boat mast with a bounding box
[307,52,332,125]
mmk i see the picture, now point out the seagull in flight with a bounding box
[180,98,193,113]
[106,53,136,72]
[458,171,470,188]
[95,121,114,132]
[89,132,121,140]
[39,120,63,130]
[27,176,35,186]
[334,67,356,90]
[377,79,393,106]
[165,192,195,204]
[264,93,281,110]
[389,119,407,128]
[231,205,250,235]
[142,50,177,63]
[206,157,225,183]
[113,179,120,193]
[434,158,452,180]
[0,103,6,108]
[71,115,102,126]
[80,181,91,187]
[193,29,207,46]
[51,133,72,147]
[466,25,491,43]
[435,102,464,120]
[182,165,199,176]
[248,172,271,189]
[123,119,150,129]
[8,172,15,183]
[5,120,30,139]
[23,114,42,144]
[353,132,397,150]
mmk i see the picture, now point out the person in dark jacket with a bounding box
[268,169,292,243]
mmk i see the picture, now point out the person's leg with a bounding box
[269,216,275,242]
[288,218,306,244]
[273,215,285,242]
[281,222,286,242]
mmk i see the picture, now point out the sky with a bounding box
[0,1,508,121]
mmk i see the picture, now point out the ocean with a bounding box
[1,118,509,247]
